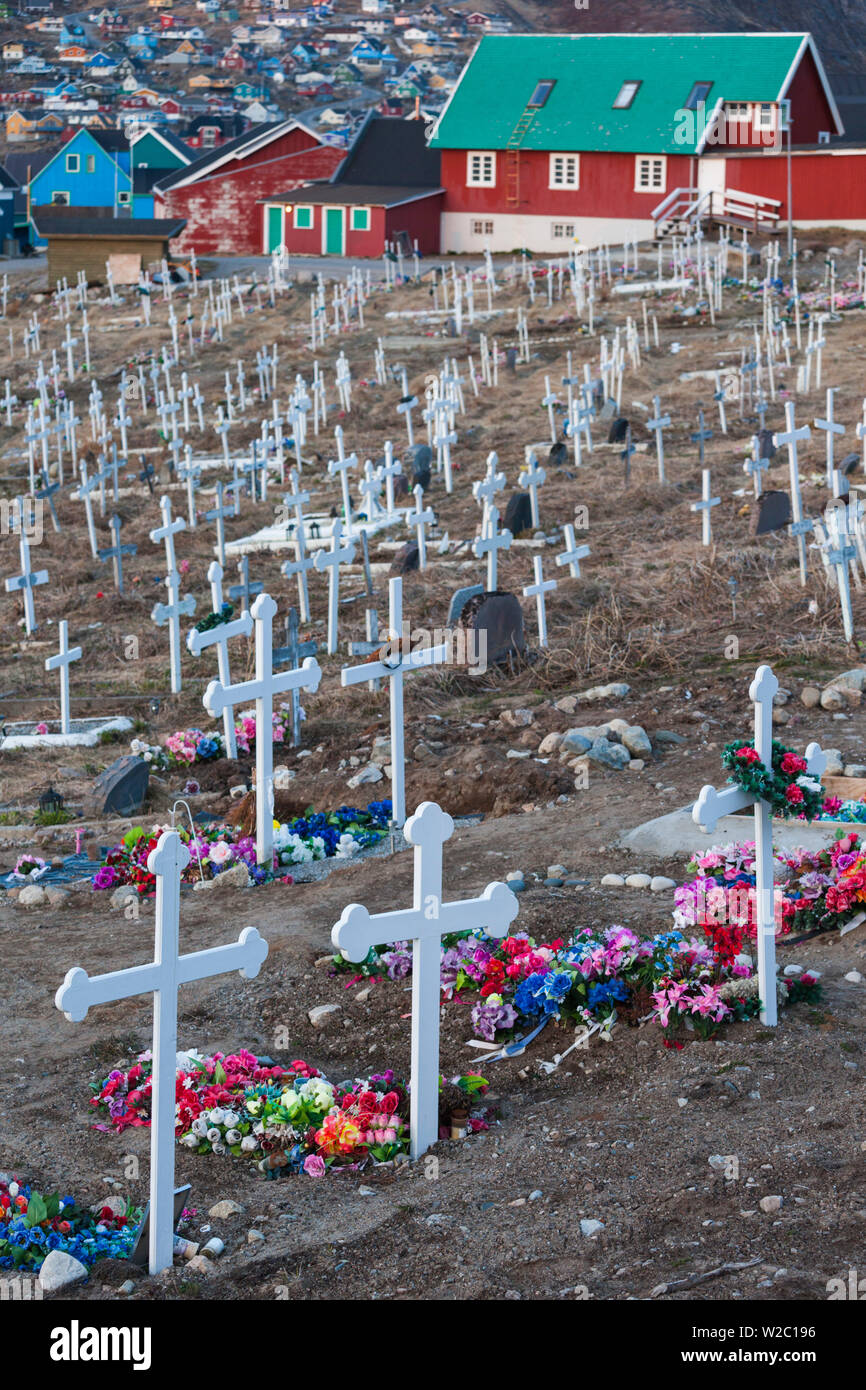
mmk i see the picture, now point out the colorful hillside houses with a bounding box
[428,31,848,252]
[153,118,344,254]
[263,112,443,257]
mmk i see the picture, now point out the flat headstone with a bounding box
[751,489,792,536]
[447,583,484,626]
[83,754,150,818]
[503,491,533,538]
[456,591,525,664]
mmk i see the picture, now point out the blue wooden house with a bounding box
[29,128,133,236]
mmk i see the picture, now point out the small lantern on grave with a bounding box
[149,697,161,716]
[40,785,64,817]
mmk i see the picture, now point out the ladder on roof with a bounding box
[505,106,537,208]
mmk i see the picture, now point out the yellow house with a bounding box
[410,41,436,56]
[188,72,210,87]
[176,38,197,54]
[3,40,25,60]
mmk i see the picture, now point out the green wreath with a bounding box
[195,601,234,635]
[721,739,824,821]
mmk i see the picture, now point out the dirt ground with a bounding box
[2,232,866,1301]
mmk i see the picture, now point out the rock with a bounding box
[844,971,863,984]
[273,766,295,789]
[18,884,46,908]
[308,1003,342,1030]
[800,686,821,709]
[561,729,594,754]
[625,873,652,888]
[208,1200,244,1219]
[627,759,645,772]
[621,725,652,758]
[501,707,534,727]
[580,1218,605,1237]
[844,764,866,778]
[247,1229,265,1244]
[413,740,437,762]
[347,762,383,788]
[45,886,69,907]
[538,731,565,755]
[506,749,531,759]
[830,667,866,692]
[371,735,391,762]
[315,954,334,969]
[193,863,250,892]
[355,986,371,1002]
[185,1255,213,1276]
[358,1185,375,1196]
[38,1250,88,1292]
[553,695,578,714]
[110,885,138,909]
[759,1195,783,1214]
[575,682,630,704]
[545,877,564,887]
[820,686,846,711]
[650,875,677,891]
[771,708,789,726]
[772,687,791,706]
[823,748,844,776]
[708,1155,728,1172]
[506,869,525,882]
[586,737,630,770]
[653,730,685,746]
[601,873,625,887]
[547,863,568,878]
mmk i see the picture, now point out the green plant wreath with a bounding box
[721,739,824,821]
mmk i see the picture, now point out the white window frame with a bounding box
[51,191,71,204]
[117,189,132,204]
[634,155,666,193]
[470,218,494,236]
[350,205,370,231]
[293,203,313,229]
[551,222,575,240]
[755,102,775,131]
[85,153,95,172]
[549,152,579,189]
[65,152,80,172]
[466,150,495,187]
[613,79,640,110]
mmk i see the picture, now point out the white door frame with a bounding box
[321,204,345,255]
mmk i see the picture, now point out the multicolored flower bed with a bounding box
[331,920,819,1047]
[92,1049,491,1175]
[0,1177,140,1273]
[93,802,393,895]
[818,795,866,824]
[675,833,864,938]
[130,703,296,770]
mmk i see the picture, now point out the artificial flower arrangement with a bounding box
[817,795,866,824]
[330,919,819,1048]
[91,1048,491,1176]
[720,739,824,820]
[130,702,296,770]
[0,1177,140,1273]
[676,832,864,939]
[92,801,393,895]
[10,853,49,882]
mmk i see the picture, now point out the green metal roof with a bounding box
[430,32,811,154]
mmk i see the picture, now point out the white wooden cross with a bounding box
[407,484,434,570]
[774,401,813,585]
[744,434,771,499]
[152,570,197,695]
[379,440,403,518]
[396,369,418,445]
[472,451,506,527]
[813,387,845,491]
[5,503,49,634]
[523,554,557,648]
[72,460,100,559]
[328,426,358,532]
[555,522,590,578]
[150,494,187,574]
[693,664,825,1026]
[204,593,322,865]
[647,395,671,483]
[691,468,720,546]
[518,453,546,528]
[2,379,17,427]
[187,561,253,758]
[472,505,512,590]
[45,618,81,733]
[97,514,137,595]
[341,577,448,827]
[55,829,269,1275]
[333,802,519,1157]
[541,375,558,443]
[314,519,356,655]
[359,458,384,521]
[819,501,857,643]
[204,480,234,567]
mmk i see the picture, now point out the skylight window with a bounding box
[613,80,640,110]
[685,81,713,110]
[528,79,555,109]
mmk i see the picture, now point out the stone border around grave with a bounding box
[0,716,133,750]
[620,804,850,858]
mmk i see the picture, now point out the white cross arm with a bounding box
[175,926,269,986]
[314,542,356,571]
[186,611,253,656]
[332,880,520,962]
[692,782,752,832]
[341,641,449,688]
[152,593,197,626]
[203,655,322,717]
[6,570,48,592]
[55,962,164,1022]
[46,645,82,671]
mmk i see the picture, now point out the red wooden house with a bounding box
[429,32,853,251]
[263,113,442,257]
[153,118,344,254]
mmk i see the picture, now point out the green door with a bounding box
[325,206,344,255]
[266,205,283,252]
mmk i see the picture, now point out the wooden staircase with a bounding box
[652,186,782,238]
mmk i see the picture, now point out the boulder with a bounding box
[308,1003,342,1030]
[500,708,534,728]
[208,1200,244,1219]
[800,686,821,709]
[820,687,846,711]
[621,725,652,758]
[575,682,630,703]
[193,863,250,892]
[537,731,565,755]
[561,730,593,755]
[347,763,383,788]
[18,884,46,908]
[38,1250,88,1293]
[586,738,630,770]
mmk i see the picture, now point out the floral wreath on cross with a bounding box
[721,739,824,821]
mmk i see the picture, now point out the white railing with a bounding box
[652,185,782,234]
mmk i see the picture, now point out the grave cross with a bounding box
[204,480,233,567]
[228,553,264,617]
[743,435,772,499]
[522,554,557,648]
[691,468,721,546]
[690,408,714,468]
[35,469,61,533]
[150,494,186,574]
[518,454,546,528]
[693,665,825,1026]
[44,618,82,735]
[773,401,813,585]
[328,427,358,532]
[97,514,137,596]
[407,484,435,570]
[555,522,591,578]
[472,505,512,590]
[73,460,100,559]
[341,577,448,827]
[272,606,318,747]
[647,395,671,484]
[152,570,197,695]
[5,505,49,634]
[204,593,323,866]
[186,561,253,759]
[139,459,157,495]
[56,829,269,1275]
[314,519,357,655]
[472,453,506,525]
[813,387,846,491]
[332,801,519,1158]
[819,502,857,643]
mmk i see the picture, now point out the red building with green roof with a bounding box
[429,32,848,253]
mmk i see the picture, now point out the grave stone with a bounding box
[607,417,629,445]
[407,443,432,490]
[457,591,525,664]
[752,490,792,536]
[391,540,420,574]
[503,492,533,538]
[84,755,150,818]
[447,583,484,626]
